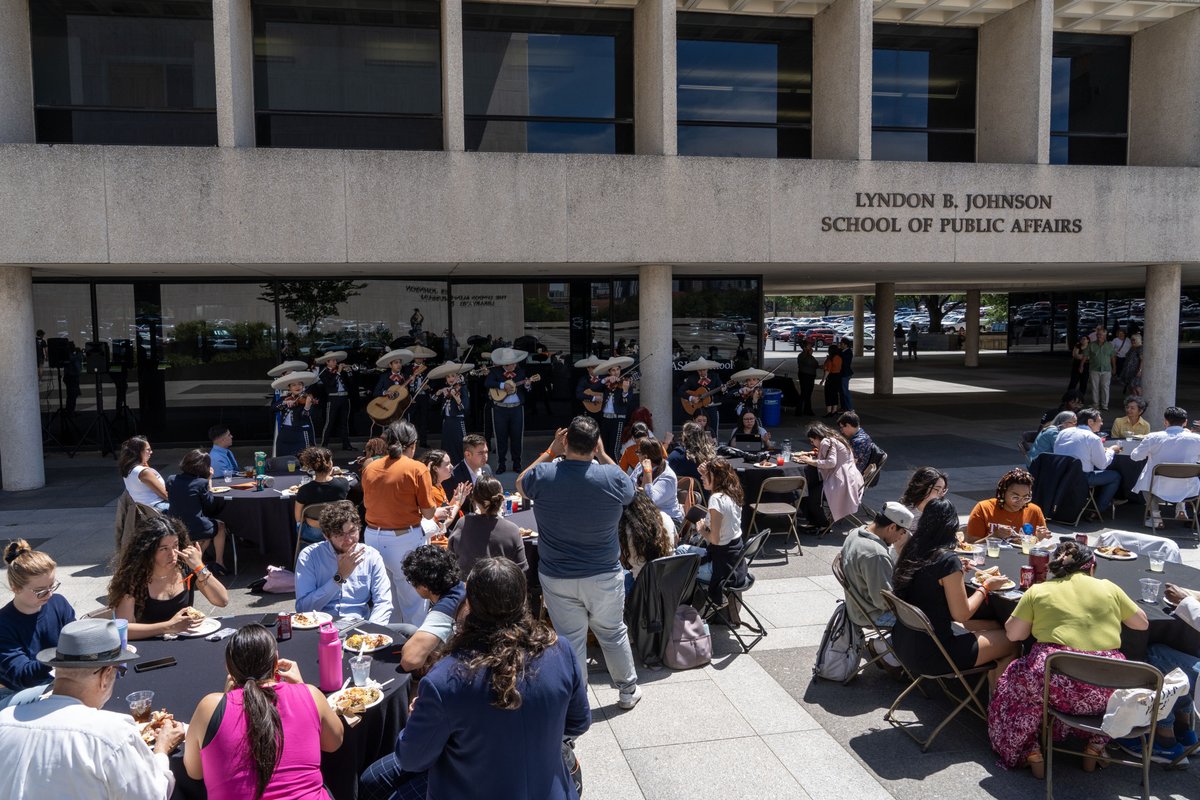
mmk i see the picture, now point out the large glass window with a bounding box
[676,14,812,159]
[252,1,442,150]
[1050,34,1130,166]
[872,25,976,162]
[463,4,633,154]
[30,1,217,145]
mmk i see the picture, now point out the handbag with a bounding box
[261,565,296,594]
[664,604,712,670]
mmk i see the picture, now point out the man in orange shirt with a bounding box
[361,421,437,624]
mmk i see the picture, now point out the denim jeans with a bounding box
[1146,643,1198,727]
[1086,469,1122,512]
[540,570,638,694]
[365,526,429,626]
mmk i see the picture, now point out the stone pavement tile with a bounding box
[708,652,823,735]
[749,550,839,580]
[586,659,713,694]
[764,729,893,800]
[749,576,830,595]
[599,679,754,749]
[744,590,839,629]
[573,717,646,800]
[622,737,811,800]
[805,574,842,595]
[711,624,826,656]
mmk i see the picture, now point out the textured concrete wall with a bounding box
[1130,11,1200,167]
[638,264,673,436]
[442,0,466,152]
[873,283,895,396]
[965,289,981,367]
[0,267,45,490]
[1142,263,1181,416]
[977,0,1051,164]
[1,146,1198,270]
[812,0,870,160]
[0,0,35,143]
[214,0,255,148]
[634,0,676,156]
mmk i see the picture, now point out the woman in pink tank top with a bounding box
[183,624,344,799]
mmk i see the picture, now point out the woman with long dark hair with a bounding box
[447,476,529,576]
[667,421,713,489]
[394,558,590,798]
[675,458,747,602]
[618,491,675,590]
[184,624,342,799]
[890,499,1017,683]
[795,422,864,528]
[899,466,949,535]
[118,435,168,511]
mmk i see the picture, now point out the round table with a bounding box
[1107,452,1144,503]
[106,614,411,800]
[507,508,540,596]
[217,474,305,567]
[725,457,809,532]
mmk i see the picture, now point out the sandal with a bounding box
[1083,741,1109,772]
[1023,750,1045,780]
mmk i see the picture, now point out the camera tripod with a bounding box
[68,373,117,459]
[43,367,79,448]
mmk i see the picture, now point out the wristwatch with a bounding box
[333,573,345,584]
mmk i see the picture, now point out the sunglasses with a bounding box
[29,580,61,600]
[93,664,128,679]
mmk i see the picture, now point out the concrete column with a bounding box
[976,0,1052,164]
[634,0,675,155]
[1129,10,1200,167]
[639,265,673,434]
[213,0,256,148]
[442,0,466,151]
[0,0,35,143]
[873,283,895,396]
[1142,263,1181,417]
[0,267,45,490]
[811,0,871,160]
[852,295,865,357]
[965,289,981,367]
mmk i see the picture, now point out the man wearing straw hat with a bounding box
[593,356,634,455]
[404,345,438,448]
[0,619,183,798]
[574,355,605,424]
[677,357,727,439]
[267,360,309,457]
[427,361,474,464]
[271,370,319,457]
[316,350,355,451]
[732,367,770,419]
[485,348,532,473]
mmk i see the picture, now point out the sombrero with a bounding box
[427,361,475,381]
[594,356,635,373]
[681,358,721,372]
[574,356,603,369]
[267,360,308,378]
[731,368,771,383]
[490,347,528,366]
[376,349,413,369]
[271,371,318,391]
[316,350,347,363]
[408,345,437,359]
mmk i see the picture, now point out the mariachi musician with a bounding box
[271,370,319,457]
[677,357,726,439]
[732,368,771,420]
[427,361,474,465]
[403,345,438,448]
[267,360,309,457]
[574,355,604,423]
[373,348,414,399]
[316,350,354,451]
[485,347,531,474]
[593,356,634,456]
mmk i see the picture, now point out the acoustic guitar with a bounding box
[582,371,640,414]
[488,373,541,403]
[366,365,426,423]
[680,379,737,416]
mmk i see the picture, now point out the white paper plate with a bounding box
[210,486,231,494]
[1095,549,1137,561]
[327,686,384,714]
[177,617,221,637]
[342,633,393,653]
[291,611,333,630]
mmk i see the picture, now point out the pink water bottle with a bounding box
[317,622,343,693]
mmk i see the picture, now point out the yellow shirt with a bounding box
[1011,572,1140,651]
[1111,416,1150,439]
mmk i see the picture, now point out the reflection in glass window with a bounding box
[96,284,140,416]
[30,1,217,145]
[872,25,976,162]
[1050,34,1129,166]
[676,14,811,159]
[463,4,633,153]
[253,1,442,149]
[33,284,92,418]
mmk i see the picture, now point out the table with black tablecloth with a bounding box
[507,508,540,597]
[725,458,808,532]
[971,545,1200,660]
[104,614,411,800]
[1107,452,1144,503]
[217,474,304,567]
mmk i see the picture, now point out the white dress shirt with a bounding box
[1053,425,1114,473]
[0,695,175,799]
[1130,427,1200,501]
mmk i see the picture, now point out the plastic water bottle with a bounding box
[782,439,792,461]
[317,621,343,693]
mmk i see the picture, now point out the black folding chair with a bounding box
[848,444,888,525]
[831,553,908,684]
[699,530,771,653]
[746,476,806,558]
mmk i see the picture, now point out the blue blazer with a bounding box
[396,637,590,799]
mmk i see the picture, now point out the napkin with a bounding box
[231,482,258,490]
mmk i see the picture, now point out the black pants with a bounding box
[276,423,313,458]
[492,404,524,469]
[801,464,826,526]
[406,394,433,446]
[796,374,815,416]
[705,537,747,606]
[441,415,466,464]
[600,417,624,457]
[321,395,352,448]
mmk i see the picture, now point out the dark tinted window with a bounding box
[676,14,811,159]
[1050,34,1129,166]
[252,1,442,150]
[872,25,976,162]
[463,4,633,154]
[30,1,217,145]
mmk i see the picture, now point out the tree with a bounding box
[982,293,1008,326]
[259,280,367,335]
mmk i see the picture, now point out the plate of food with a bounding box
[968,566,1017,592]
[177,608,221,637]
[343,632,393,653]
[327,685,384,715]
[291,611,333,630]
[954,541,983,555]
[210,486,231,494]
[1095,545,1137,560]
[139,710,177,747]
[429,533,449,549]
[519,527,538,539]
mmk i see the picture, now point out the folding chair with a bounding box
[677,477,697,517]
[880,589,995,752]
[746,476,806,557]
[849,444,888,525]
[699,530,771,653]
[1143,463,1200,539]
[294,502,332,566]
[831,553,908,684]
[1042,652,1164,800]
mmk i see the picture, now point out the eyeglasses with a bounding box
[1006,493,1033,503]
[94,664,128,679]
[28,580,61,600]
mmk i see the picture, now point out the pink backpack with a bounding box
[664,605,712,670]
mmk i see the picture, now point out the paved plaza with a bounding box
[7,349,1200,800]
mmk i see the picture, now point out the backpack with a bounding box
[664,604,712,670]
[812,600,865,683]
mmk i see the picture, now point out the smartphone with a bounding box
[258,612,279,627]
[134,656,177,673]
[685,506,708,524]
[335,616,364,634]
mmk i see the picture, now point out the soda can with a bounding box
[1075,534,1089,545]
[276,611,292,642]
[1019,565,1035,590]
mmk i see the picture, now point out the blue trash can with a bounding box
[761,388,783,427]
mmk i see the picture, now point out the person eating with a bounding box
[899,467,948,537]
[965,468,1051,544]
[1111,396,1150,440]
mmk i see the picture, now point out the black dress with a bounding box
[140,584,194,625]
[891,550,979,675]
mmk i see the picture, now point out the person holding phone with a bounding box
[107,517,229,641]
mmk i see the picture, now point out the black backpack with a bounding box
[812,600,865,683]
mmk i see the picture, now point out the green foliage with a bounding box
[259,280,367,334]
[982,293,1009,325]
[767,295,852,315]
[524,295,567,322]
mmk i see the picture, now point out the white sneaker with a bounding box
[617,685,642,710]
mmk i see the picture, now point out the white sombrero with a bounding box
[731,368,771,383]
[316,350,347,363]
[594,356,635,373]
[574,356,603,369]
[408,345,437,359]
[681,358,721,372]
[376,349,413,369]
[271,371,318,391]
[490,347,528,366]
[427,361,475,381]
[267,360,309,378]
